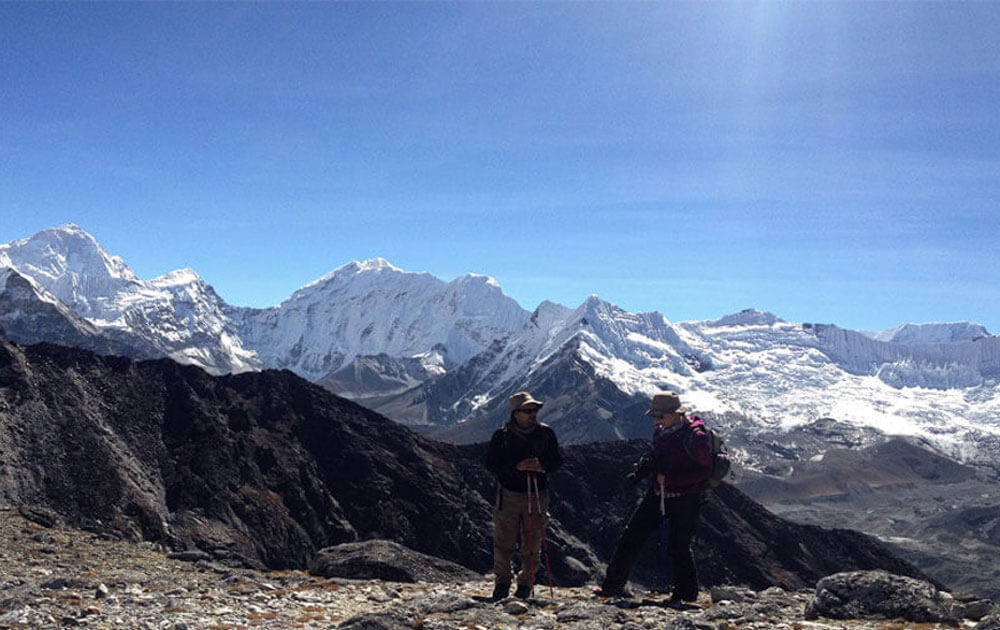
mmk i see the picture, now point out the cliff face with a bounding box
[0,338,493,572]
[0,338,932,590]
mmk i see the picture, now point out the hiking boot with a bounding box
[513,583,532,599]
[668,591,700,606]
[490,582,511,601]
[665,597,701,610]
[670,589,699,602]
[593,585,632,598]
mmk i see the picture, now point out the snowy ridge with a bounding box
[1,226,258,374]
[559,297,703,397]
[453,299,1000,462]
[809,324,1000,388]
[705,308,784,328]
[3,225,1000,467]
[230,258,529,381]
[874,322,991,344]
[437,295,699,409]
[671,319,1000,463]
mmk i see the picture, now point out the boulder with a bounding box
[806,570,959,623]
[310,539,480,583]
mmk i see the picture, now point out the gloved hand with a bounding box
[626,453,653,484]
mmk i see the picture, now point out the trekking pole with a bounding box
[658,478,671,594]
[532,473,555,598]
[524,471,536,598]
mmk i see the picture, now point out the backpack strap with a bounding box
[680,420,704,459]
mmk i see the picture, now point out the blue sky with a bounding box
[2,2,999,333]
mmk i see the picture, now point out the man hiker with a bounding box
[485,391,563,600]
[594,391,712,602]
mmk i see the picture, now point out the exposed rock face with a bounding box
[806,570,961,622]
[423,339,657,445]
[310,540,481,583]
[0,338,937,593]
[0,338,495,572]
[0,268,136,358]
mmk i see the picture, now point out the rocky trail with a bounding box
[2,507,998,630]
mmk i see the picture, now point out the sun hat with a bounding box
[508,391,544,411]
[645,391,688,416]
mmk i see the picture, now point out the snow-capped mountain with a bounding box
[3,225,999,470]
[0,223,138,320]
[368,296,1000,470]
[1,225,258,374]
[227,258,530,381]
[0,266,116,354]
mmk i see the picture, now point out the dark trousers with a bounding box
[601,490,702,600]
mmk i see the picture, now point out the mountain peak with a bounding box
[707,309,783,327]
[150,267,204,287]
[449,273,501,290]
[579,294,617,313]
[33,224,105,251]
[348,257,404,274]
[298,258,429,297]
[0,224,137,292]
[51,222,87,235]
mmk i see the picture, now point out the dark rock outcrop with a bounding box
[805,570,960,622]
[0,338,937,593]
[0,338,491,571]
[420,340,657,446]
[310,539,480,583]
[0,267,157,362]
[0,269,124,357]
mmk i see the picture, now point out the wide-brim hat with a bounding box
[645,391,688,416]
[508,391,544,412]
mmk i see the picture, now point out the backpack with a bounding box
[683,414,732,487]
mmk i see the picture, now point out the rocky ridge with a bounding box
[0,337,932,594]
[2,507,998,630]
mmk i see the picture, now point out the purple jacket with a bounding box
[651,417,712,495]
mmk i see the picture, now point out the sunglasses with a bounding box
[516,407,539,415]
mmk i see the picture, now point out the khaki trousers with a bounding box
[492,487,548,587]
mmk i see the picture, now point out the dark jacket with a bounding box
[485,420,562,492]
[651,417,712,495]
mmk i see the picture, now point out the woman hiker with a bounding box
[485,391,563,600]
[594,391,712,602]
